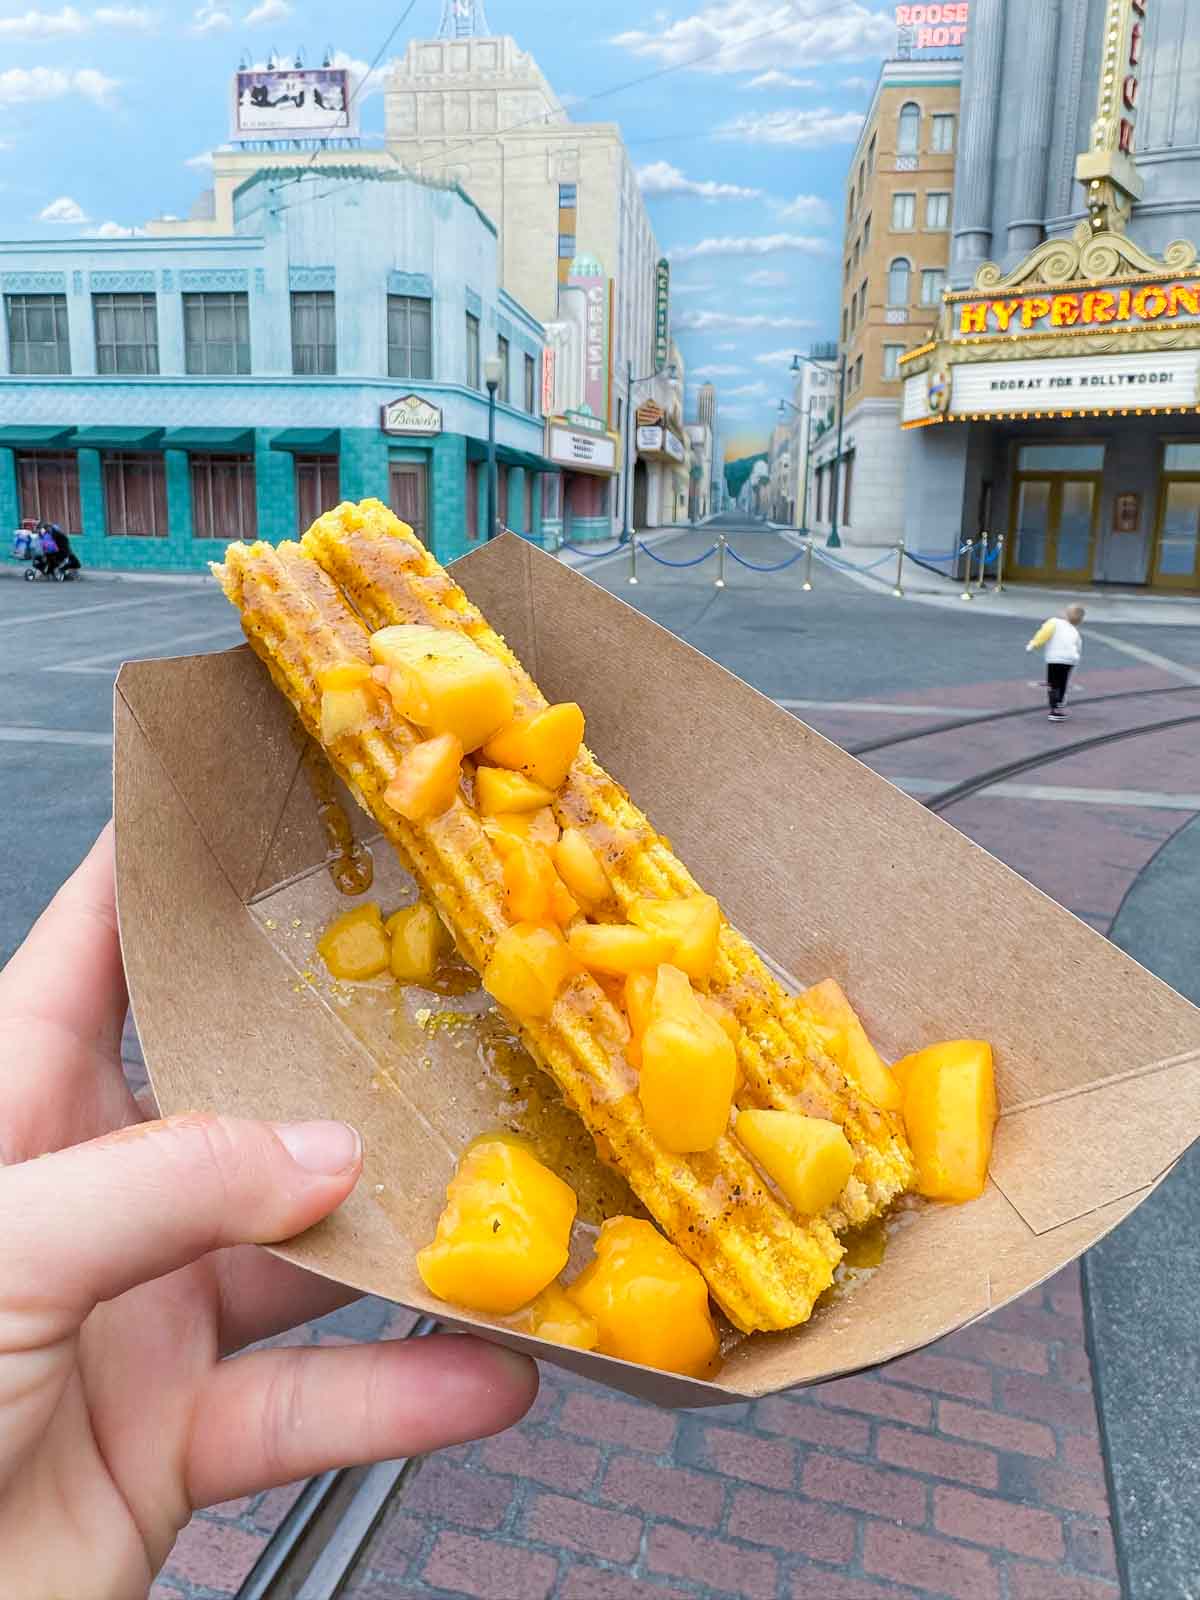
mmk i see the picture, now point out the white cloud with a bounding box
[85,219,147,236]
[613,0,895,75]
[718,107,865,145]
[745,69,818,90]
[0,65,118,105]
[691,363,747,377]
[671,281,716,296]
[842,74,874,93]
[185,148,215,169]
[191,1,231,31]
[745,268,789,287]
[637,160,762,202]
[676,309,816,332]
[329,49,393,101]
[771,192,833,225]
[754,347,806,366]
[39,194,89,223]
[244,0,290,23]
[716,341,738,351]
[670,233,829,263]
[0,3,154,30]
[725,381,770,398]
[94,5,155,24]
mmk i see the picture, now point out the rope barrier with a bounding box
[814,547,898,574]
[724,543,811,573]
[560,539,626,558]
[635,540,719,569]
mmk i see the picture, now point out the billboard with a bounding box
[894,2,968,52]
[565,261,612,428]
[654,258,671,372]
[231,66,358,141]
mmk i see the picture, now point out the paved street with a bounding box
[2,519,1197,1600]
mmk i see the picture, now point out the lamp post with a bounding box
[484,353,503,540]
[621,358,678,544]
[778,396,815,534]
[791,351,846,550]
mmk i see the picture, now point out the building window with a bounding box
[921,267,946,305]
[860,282,869,323]
[496,334,510,403]
[103,453,167,538]
[891,192,916,230]
[897,101,921,156]
[387,294,432,380]
[931,113,955,152]
[888,257,911,305]
[183,292,250,376]
[290,290,336,376]
[16,451,81,532]
[842,306,849,341]
[558,233,577,259]
[847,185,856,220]
[524,352,536,413]
[867,132,877,173]
[190,453,256,541]
[465,311,480,389]
[863,212,872,247]
[844,256,853,283]
[5,293,70,375]
[295,455,340,533]
[883,343,904,379]
[857,161,866,197]
[926,191,951,229]
[558,182,577,207]
[93,292,158,376]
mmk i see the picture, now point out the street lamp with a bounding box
[621,359,678,544]
[791,351,846,550]
[484,353,503,540]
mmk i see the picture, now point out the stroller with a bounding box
[25,522,82,582]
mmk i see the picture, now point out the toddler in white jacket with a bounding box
[1026,605,1085,720]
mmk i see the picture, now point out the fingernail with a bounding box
[274,1120,362,1175]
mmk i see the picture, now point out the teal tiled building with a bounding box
[0,166,559,571]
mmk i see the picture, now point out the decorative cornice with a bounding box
[1,271,66,293]
[179,268,248,292]
[388,270,433,298]
[289,265,335,291]
[89,271,156,294]
[972,226,1198,292]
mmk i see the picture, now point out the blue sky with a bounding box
[0,0,899,454]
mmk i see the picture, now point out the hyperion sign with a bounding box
[894,2,969,50]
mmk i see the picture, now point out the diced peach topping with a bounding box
[386,899,447,985]
[482,702,585,790]
[628,894,721,982]
[623,969,656,1067]
[527,1284,599,1350]
[317,902,390,981]
[383,732,463,821]
[483,923,575,1017]
[893,1039,997,1202]
[319,686,372,745]
[697,993,740,1044]
[483,807,560,849]
[369,623,515,752]
[566,923,672,977]
[639,964,737,1153]
[567,1217,719,1377]
[317,661,372,692]
[417,1135,578,1315]
[475,767,557,815]
[735,1109,854,1216]
[553,827,610,908]
[798,978,902,1113]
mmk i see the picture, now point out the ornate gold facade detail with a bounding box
[972,227,1198,292]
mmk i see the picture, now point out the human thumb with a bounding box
[0,1114,361,1338]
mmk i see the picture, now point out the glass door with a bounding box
[1010,478,1052,578]
[388,462,428,546]
[1153,480,1200,588]
[1054,480,1097,581]
[1008,479,1099,581]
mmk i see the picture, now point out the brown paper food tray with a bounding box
[113,534,1200,1408]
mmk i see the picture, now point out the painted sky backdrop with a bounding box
[0,0,904,455]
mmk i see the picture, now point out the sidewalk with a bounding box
[768,526,1200,626]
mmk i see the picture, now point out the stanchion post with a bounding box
[802,539,815,592]
[715,533,727,589]
[892,537,905,597]
[959,538,975,601]
[628,536,638,586]
[975,530,989,595]
[994,532,1006,592]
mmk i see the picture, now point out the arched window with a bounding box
[897,101,920,155]
[888,257,911,306]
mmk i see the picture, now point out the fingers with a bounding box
[215,1245,362,1354]
[0,1115,362,1341]
[187,1334,538,1506]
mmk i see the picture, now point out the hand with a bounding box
[0,828,537,1600]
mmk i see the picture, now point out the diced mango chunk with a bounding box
[623,969,656,1068]
[798,978,902,1113]
[483,702,585,790]
[697,993,740,1044]
[499,837,577,925]
[320,686,372,745]
[554,827,611,908]
[370,623,515,752]
[735,1110,854,1216]
[567,923,672,977]
[417,1135,578,1315]
[527,1283,599,1351]
[484,922,575,1018]
[640,964,737,1153]
[483,807,560,849]
[383,732,463,821]
[894,1039,997,1202]
[475,767,557,815]
[628,894,721,982]
[387,899,448,985]
[567,1217,719,1377]
[317,902,390,981]
[317,660,372,692]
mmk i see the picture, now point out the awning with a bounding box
[162,427,254,452]
[466,439,558,473]
[72,426,164,449]
[0,426,76,448]
[269,428,340,453]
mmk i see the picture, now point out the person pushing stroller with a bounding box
[32,521,81,580]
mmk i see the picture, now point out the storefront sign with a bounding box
[566,409,606,434]
[381,394,443,435]
[231,66,357,141]
[903,349,1200,422]
[541,346,556,416]
[637,425,663,453]
[663,429,685,463]
[654,259,671,372]
[894,1,968,48]
[547,422,617,475]
[636,424,686,463]
[955,278,1200,338]
[567,263,612,427]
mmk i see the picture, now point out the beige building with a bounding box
[810,58,961,544]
